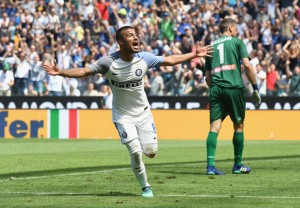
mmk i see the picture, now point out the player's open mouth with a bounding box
[132,42,139,50]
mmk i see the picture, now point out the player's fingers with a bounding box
[53,59,57,67]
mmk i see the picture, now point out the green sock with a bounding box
[206,132,218,166]
[233,132,244,165]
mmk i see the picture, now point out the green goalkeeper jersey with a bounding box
[204,36,250,88]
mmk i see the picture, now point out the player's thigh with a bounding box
[209,85,227,123]
[136,110,158,155]
[114,120,139,144]
[223,88,245,123]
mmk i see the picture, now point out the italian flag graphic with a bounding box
[48,109,78,139]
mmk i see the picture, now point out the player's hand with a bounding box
[252,90,261,108]
[195,44,214,58]
[43,59,60,76]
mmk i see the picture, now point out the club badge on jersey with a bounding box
[135,69,142,76]
[122,130,128,138]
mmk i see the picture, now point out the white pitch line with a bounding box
[160,194,300,199]
[0,168,130,183]
[0,157,299,183]
[0,192,300,200]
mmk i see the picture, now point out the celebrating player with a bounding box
[204,18,261,175]
[44,26,213,197]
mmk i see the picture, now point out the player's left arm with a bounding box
[162,45,214,66]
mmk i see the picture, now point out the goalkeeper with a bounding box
[204,18,261,175]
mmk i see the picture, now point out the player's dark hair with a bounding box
[219,18,236,33]
[116,26,135,42]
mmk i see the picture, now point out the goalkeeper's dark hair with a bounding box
[219,18,237,34]
[116,26,135,42]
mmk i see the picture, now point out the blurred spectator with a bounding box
[149,69,164,96]
[68,78,81,96]
[45,73,67,96]
[98,84,109,96]
[27,83,38,96]
[288,66,300,96]
[266,63,280,96]
[0,0,299,98]
[277,74,290,96]
[103,85,112,109]
[14,51,32,95]
[83,82,99,96]
[260,20,272,51]
[194,69,208,96]
[31,53,47,96]
[282,40,300,73]
[255,63,267,96]
[0,62,14,96]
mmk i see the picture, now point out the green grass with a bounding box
[0,139,299,208]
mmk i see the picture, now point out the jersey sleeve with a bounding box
[140,52,164,69]
[237,39,250,60]
[87,56,112,75]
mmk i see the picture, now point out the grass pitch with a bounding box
[0,139,299,208]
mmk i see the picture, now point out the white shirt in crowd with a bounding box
[0,70,14,91]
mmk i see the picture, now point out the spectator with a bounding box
[103,85,113,109]
[0,0,299,98]
[277,74,290,96]
[27,83,38,96]
[194,69,209,96]
[83,82,99,96]
[14,51,32,95]
[0,62,14,96]
[260,20,272,51]
[149,69,164,96]
[288,65,300,96]
[182,69,196,96]
[31,53,46,96]
[266,63,280,96]
[156,11,175,43]
[45,71,67,96]
[282,40,300,73]
[255,63,267,96]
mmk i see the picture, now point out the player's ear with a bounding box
[117,39,123,45]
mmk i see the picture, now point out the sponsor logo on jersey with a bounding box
[135,69,142,76]
[212,64,236,74]
[111,79,142,88]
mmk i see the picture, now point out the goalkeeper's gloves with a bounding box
[252,84,261,108]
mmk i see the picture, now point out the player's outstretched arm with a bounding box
[43,59,93,78]
[162,45,214,66]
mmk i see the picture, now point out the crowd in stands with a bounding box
[0,0,300,101]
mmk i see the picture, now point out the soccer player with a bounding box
[204,18,261,175]
[44,26,213,197]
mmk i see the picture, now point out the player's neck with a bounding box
[119,50,134,62]
[221,32,232,37]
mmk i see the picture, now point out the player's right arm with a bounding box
[243,57,261,108]
[43,59,93,78]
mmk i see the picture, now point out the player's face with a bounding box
[121,28,140,53]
